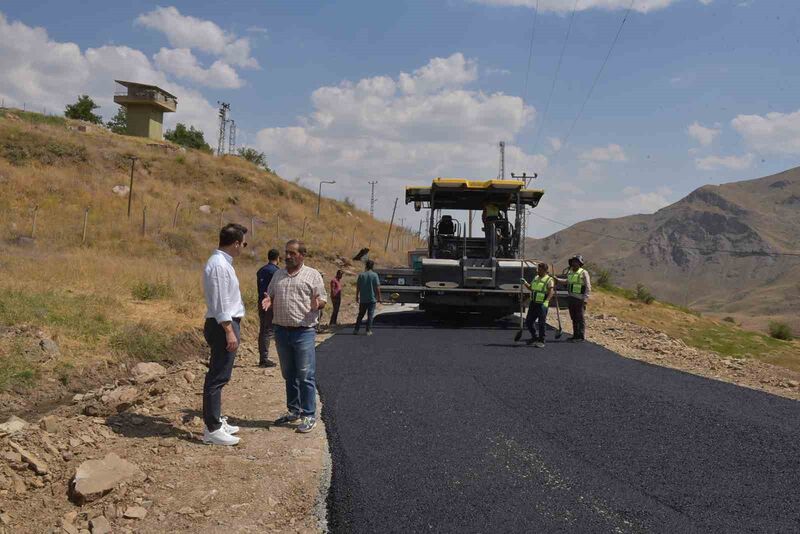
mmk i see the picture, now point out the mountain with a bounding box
[526,167,800,333]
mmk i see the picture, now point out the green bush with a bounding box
[634,283,655,304]
[110,323,172,361]
[131,281,173,301]
[768,322,793,341]
[723,316,736,323]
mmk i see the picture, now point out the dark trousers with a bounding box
[329,294,342,325]
[567,297,586,339]
[258,308,274,365]
[526,303,549,341]
[203,318,240,432]
[354,302,376,332]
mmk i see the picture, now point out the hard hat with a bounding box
[568,254,585,266]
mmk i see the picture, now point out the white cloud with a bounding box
[254,53,546,220]
[731,109,800,156]
[153,48,243,89]
[695,153,754,171]
[548,137,562,151]
[471,0,706,14]
[0,12,219,138]
[687,121,720,146]
[136,6,259,68]
[579,143,627,162]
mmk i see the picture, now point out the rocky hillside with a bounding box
[527,167,800,333]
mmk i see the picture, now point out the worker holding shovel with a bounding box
[521,263,555,348]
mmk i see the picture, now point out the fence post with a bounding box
[141,206,147,236]
[275,218,279,241]
[219,209,224,227]
[31,205,39,239]
[350,226,356,250]
[301,217,307,238]
[81,207,89,244]
[172,201,181,228]
[250,217,256,241]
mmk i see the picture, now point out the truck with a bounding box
[376,178,546,320]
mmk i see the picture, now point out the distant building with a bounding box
[113,80,177,140]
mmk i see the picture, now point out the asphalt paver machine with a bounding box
[377,178,545,319]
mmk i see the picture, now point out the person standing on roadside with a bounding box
[521,263,554,348]
[261,240,327,433]
[556,254,591,342]
[256,249,280,368]
[329,270,344,326]
[202,223,248,446]
[354,260,381,336]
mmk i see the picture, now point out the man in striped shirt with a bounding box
[261,239,327,433]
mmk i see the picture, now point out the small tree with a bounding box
[237,147,268,169]
[106,106,127,134]
[768,322,793,341]
[64,95,103,124]
[164,123,212,153]
[634,283,655,304]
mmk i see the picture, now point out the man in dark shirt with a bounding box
[256,248,280,367]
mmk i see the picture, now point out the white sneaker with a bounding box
[203,426,240,446]
[220,416,240,435]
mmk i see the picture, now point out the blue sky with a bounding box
[1,0,799,237]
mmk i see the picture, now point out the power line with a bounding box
[521,0,540,103]
[530,0,579,156]
[550,0,635,166]
[528,211,800,258]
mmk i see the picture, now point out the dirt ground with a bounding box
[0,331,335,534]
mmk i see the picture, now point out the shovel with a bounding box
[551,263,563,339]
[514,259,526,342]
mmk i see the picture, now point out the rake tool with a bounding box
[514,258,527,342]
[551,263,563,339]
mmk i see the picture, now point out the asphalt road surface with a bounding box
[316,311,800,533]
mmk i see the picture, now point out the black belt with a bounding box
[276,324,314,331]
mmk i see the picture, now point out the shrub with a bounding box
[0,354,38,391]
[768,322,793,341]
[723,316,736,323]
[131,281,173,301]
[110,323,172,361]
[165,123,212,153]
[161,231,199,258]
[237,147,268,169]
[64,95,103,124]
[634,283,655,304]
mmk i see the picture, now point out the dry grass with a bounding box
[0,110,417,392]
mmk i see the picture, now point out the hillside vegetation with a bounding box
[0,109,415,410]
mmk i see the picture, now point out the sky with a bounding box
[1,0,799,237]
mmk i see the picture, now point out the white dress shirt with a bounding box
[204,250,245,324]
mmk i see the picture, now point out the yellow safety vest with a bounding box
[531,275,552,306]
[485,204,500,218]
[568,268,586,296]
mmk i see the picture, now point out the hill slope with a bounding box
[526,167,800,333]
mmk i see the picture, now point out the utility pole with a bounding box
[126,156,138,219]
[498,141,506,180]
[317,180,336,216]
[511,172,537,258]
[384,198,398,252]
[227,119,236,155]
[217,102,230,156]
[368,180,378,218]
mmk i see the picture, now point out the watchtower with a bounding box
[113,80,177,140]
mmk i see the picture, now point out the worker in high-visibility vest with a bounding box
[521,262,555,348]
[556,254,591,342]
[482,203,501,257]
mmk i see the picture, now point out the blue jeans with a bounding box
[355,302,376,332]
[274,326,317,417]
[525,303,548,341]
[203,318,240,431]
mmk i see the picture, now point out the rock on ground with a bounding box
[131,362,166,384]
[70,453,143,504]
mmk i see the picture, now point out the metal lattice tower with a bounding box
[228,120,236,154]
[368,180,378,218]
[216,102,230,156]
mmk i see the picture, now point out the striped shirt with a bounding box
[266,264,328,328]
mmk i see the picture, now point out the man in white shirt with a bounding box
[202,223,248,446]
[261,239,327,433]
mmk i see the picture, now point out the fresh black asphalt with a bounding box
[316,311,800,533]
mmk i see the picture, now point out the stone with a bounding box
[787,380,799,388]
[61,520,80,534]
[123,506,147,520]
[40,415,62,434]
[39,337,61,358]
[131,362,166,384]
[69,437,83,448]
[89,516,112,534]
[8,441,49,475]
[182,371,195,383]
[3,451,22,464]
[73,394,85,403]
[177,507,195,515]
[63,511,78,524]
[0,512,10,525]
[103,386,139,409]
[198,205,212,214]
[69,453,143,504]
[111,185,130,197]
[0,415,28,435]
